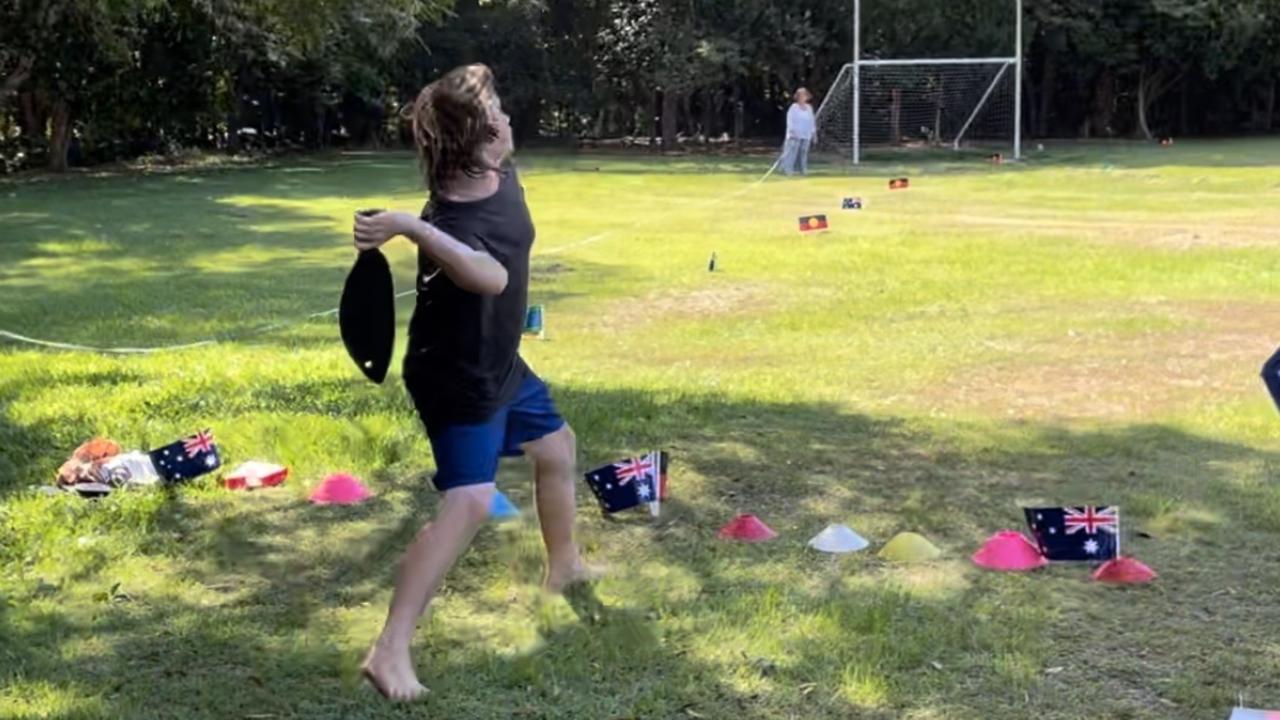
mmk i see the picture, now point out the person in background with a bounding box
[781,87,816,176]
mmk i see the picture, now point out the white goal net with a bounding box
[816,59,1017,160]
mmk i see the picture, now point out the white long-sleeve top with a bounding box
[786,103,815,140]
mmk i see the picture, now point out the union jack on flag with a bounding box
[583,451,669,516]
[1063,506,1119,535]
[1024,506,1120,562]
[614,456,654,486]
[150,430,222,484]
[183,430,216,458]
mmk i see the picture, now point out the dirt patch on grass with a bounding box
[595,280,778,328]
[1142,229,1280,249]
[945,212,1280,248]
[915,300,1278,419]
[530,261,571,281]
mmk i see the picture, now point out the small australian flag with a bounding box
[583,451,668,515]
[148,429,222,483]
[1024,506,1119,562]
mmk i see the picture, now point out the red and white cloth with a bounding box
[224,461,288,491]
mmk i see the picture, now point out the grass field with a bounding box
[3,139,1280,719]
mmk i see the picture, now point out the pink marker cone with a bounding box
[972,530,1048,572]
[718,514,778,542]
[1091,556,1157,584]
[309,473,372,505]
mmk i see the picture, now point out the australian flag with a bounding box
[1024,506,1119,562]
[583,451,668,516]
[148,429,222,483]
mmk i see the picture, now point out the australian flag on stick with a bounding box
[148,429,222,483]
[583,451,669,516]
[1024,506,1119,562]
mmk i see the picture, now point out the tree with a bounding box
[0,1,169,170]
[4,0,1280,173]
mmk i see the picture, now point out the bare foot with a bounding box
[543,558,605,594]
[361,641,429,702]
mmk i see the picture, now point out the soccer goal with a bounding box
[814,0,1022,164]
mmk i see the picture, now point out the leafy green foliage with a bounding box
[2,0,1279,172]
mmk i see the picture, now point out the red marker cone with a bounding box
[972,530,1047,571]
[309,473,372,505]
[1091,556,1157,584]
[718,514,777,542]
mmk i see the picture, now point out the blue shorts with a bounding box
[424,373,566,492]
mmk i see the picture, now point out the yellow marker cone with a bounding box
[878,532,942,562]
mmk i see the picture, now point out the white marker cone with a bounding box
[808,524,870,553]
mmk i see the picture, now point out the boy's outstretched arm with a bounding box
[353,211,508,296]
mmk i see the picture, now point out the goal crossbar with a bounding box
[859,57,1016,67]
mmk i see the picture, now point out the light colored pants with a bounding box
[781,137,811,175]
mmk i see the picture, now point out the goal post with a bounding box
[817,0,1023,164]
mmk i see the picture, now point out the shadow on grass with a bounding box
[0,153,594,348]
[4,381,1280,718]
[0,369,148,493]
[0,222,605,358]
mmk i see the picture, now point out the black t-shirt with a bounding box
[403,165,534,426]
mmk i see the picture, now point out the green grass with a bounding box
[3,139,1280,719]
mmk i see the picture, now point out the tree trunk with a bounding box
[679,91,694,138]
[1023,67,1038,141]
[1090,68,1115,137]
[515,97,540,144]
[1,57,33,106]
[1253,81,1278,132]
[730,82,744,142]
[1179,79,1189,136]
[226,72,246,152]
[48,99,72,172]
[650,90,659,151]
[661,88,678,150]
[1267,81,1277,131]
[314,101,327,148]
[701,89,714,139]
[227,110,241,152]
[1037,50,1056,137]
[19,90,46,145]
